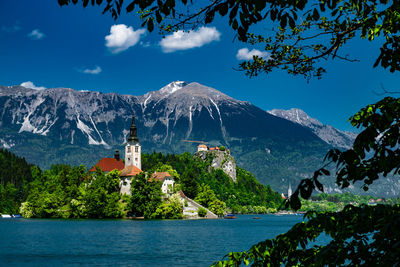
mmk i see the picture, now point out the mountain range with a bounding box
[1,81,396,196]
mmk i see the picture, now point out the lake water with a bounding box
[0,215,303,266]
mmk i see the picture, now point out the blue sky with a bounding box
[1,0,399,131]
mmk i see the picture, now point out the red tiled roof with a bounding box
[120,165,142,177]
[198,144,208,148]
[90,158,124,172]
[149,172,172,182]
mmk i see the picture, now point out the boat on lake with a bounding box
[0,214,22,218]
[224,214,237,219]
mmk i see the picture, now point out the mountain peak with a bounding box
[268,108,322,127]
[159,81,188,95]
[268,108,356,149]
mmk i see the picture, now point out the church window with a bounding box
[135,146,138,152]
[135,158,138,162]
[127,146,131,153]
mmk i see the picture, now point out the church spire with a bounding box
[128,113,139,143]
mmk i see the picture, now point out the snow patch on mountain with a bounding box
[18,95,46,135]
[159,81,188,95]
[0,138,15,149]
[76,114,109,147]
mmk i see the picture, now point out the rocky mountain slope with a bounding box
[0,82,394,196]
[268,108,357,149]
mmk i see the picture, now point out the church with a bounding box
[91,113,143,194]
[119,113,143,194]
[91,113,177,196]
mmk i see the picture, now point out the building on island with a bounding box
[150,172,175,197]
[124,113,141,170]
[90,113,143,195]
[197,144,208,152]
[120,165,142,195]
[119,113,143,194]
[89,113,219,218]
[90,150,124,173]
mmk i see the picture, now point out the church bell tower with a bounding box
[125,113,141,169]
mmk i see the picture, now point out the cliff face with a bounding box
[194,150,237,182]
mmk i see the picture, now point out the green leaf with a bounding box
[126,2,135,12]
[255,0,266,11]
[218,3,228,16]
[147,18,154,32]
[232,19,238,30]
[312,8,320,20]
[280,15,287,28]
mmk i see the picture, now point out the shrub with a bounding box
[198,207,207,217]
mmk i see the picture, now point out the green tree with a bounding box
[194,183,217,207]
[197,207,207,217]
[180,168,199,199]
[209,199,226,217]
[152,193,183,219]
[128,172,163,218]
[155,164,180,181]
[83,169,123,218]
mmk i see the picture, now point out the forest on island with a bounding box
[0,149,283,218]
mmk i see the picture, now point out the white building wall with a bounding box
[162,178,175,196]
[197,146,207,152]
[120,177,131,195]
[125,142,141,169]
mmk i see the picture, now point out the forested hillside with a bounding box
[0,148,34,214]
[142,152,283,213]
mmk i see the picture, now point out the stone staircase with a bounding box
[179,191,218,219]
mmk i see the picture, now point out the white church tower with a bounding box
[125,113,141,170]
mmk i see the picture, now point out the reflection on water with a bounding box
[0,215,303,266]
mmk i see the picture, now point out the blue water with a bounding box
[0,215,303,266]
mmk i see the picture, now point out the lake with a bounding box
[0,215,303,266]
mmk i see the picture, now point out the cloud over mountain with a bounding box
[105,24,146,54]
[160,27,220,53]
[20,81,46,90]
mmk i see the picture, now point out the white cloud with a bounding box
[82,66,102,74]
[28,29,45,40]
[20,81,46,90]
[236,48,269,60]
[105,24,146,54]
[160,27,221,53]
